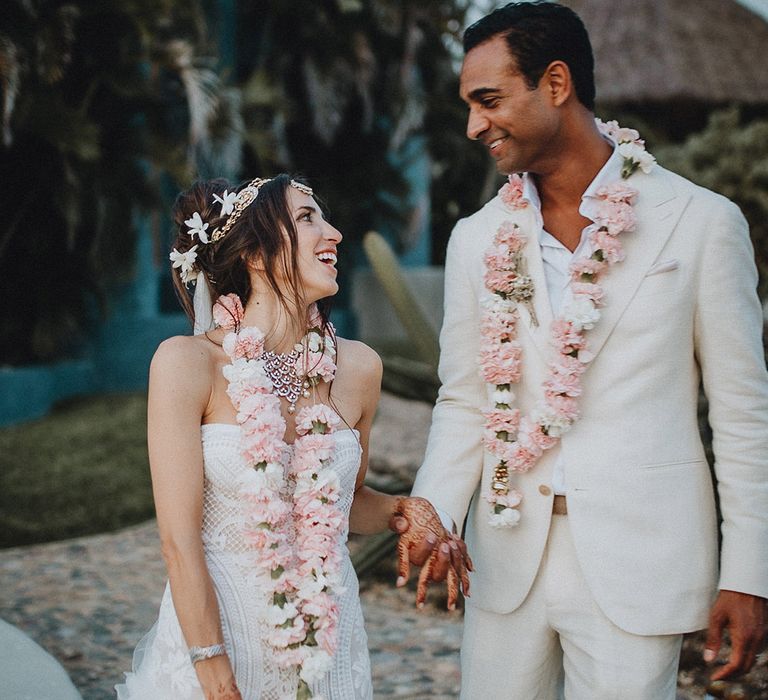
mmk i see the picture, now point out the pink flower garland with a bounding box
[217,294,344,698]
[481,120,651,528]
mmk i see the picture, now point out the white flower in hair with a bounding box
[169,245,199,286]
[213,190,238,217]
[184,212,210,243]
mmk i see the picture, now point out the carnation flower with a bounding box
[299,650,334,683]
[562,298,601,331]
[618,142,656,176]
[213,293,244,329]
[498,174,526,210]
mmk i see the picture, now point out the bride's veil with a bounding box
[192,277,215,335]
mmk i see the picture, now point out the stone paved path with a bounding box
[0,393,764,698]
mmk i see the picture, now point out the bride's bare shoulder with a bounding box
[150,333,218,378]
[335,337,382,383]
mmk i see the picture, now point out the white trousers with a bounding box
[460,515,683,700]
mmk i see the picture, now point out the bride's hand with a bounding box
[389,496,473,610]
[195,655,243,700]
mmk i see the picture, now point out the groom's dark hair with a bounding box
[463,1,596,111]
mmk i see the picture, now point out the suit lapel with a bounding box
[584,167,691,362]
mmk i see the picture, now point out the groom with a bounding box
[400,2,768,697]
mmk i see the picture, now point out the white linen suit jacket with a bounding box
[412,164,768,635]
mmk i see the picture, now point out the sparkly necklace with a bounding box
[260,348,310,413]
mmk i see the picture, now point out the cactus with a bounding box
[362,231,440,370]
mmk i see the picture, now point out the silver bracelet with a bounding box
[189,643,226,665]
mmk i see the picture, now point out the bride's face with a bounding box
[286,187,342,304]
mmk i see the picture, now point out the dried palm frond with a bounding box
[0,35,20,146]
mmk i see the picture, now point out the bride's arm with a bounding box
[148,337,241,699]
[345,343,400,535]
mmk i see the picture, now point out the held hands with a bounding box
[388,496,473,610]
[704,590,767,682]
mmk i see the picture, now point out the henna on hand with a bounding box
[206,678,242,700]
[391,496,472,609]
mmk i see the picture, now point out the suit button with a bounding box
[538,484,552,496]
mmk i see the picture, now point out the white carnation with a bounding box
[300,650,333,683]
[492,388,515,406]
[618,142,656,174]
[266,602,298,626]
[562,297,600,331]
[482,295,517,314]
[613,126,640,143]
[531,407,571,438]
[488,507,520,528]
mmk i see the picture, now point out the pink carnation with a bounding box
[596,181,638,205]
[479,343,522,385]
[484,268,520,295]
[544,393,580,422]
[495,221,527,251]
[589,228,625,264]
[304,350,337,383]
[223,326,265,360]
[550,319,586,354]
[543,369,582,397]
[295,404,340,436]
[571,281,605,305]
[508,444,538,472]
[213,293,243,329]
[483,408,521,434]
[498,174,526,210]
[595,199,636,236]
[569,257,607,281]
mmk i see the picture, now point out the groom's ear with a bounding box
[540,60,572,108]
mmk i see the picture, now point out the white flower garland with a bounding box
[217,293,344,700]
[481,119,655,528]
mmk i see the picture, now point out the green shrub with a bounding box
[656,108,768,299]
[0,393,153,548]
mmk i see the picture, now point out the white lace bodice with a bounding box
[116,425,373,700]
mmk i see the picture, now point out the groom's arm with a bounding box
[412,217,488,533]
[693,198,768,677]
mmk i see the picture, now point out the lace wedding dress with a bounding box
[116,424,373,699]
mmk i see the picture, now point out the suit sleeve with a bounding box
[694,200,768,598]
[411,218,488,529]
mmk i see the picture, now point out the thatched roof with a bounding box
[562,0,768,104]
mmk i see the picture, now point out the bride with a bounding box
[115,175,469,700]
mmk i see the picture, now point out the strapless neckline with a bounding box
[201,423,360,440]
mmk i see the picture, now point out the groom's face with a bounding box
[460,35,558,175]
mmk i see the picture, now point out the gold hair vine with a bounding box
[210,178,314,243]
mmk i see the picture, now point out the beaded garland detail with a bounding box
[216,293,344,699]
[481,119,655,528]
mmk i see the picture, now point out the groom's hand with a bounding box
[389,497,473,610]
[704,590,767,681]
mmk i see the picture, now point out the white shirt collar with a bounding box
[517,144,624,247]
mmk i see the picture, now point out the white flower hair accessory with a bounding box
[170,246,199,286]
[184,212,209,243]
[213,189,237,217]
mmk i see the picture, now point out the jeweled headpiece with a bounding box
[170,177,314,286]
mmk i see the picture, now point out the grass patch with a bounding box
[0,392,154,548]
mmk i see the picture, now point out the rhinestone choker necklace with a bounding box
[261,348,310,413]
